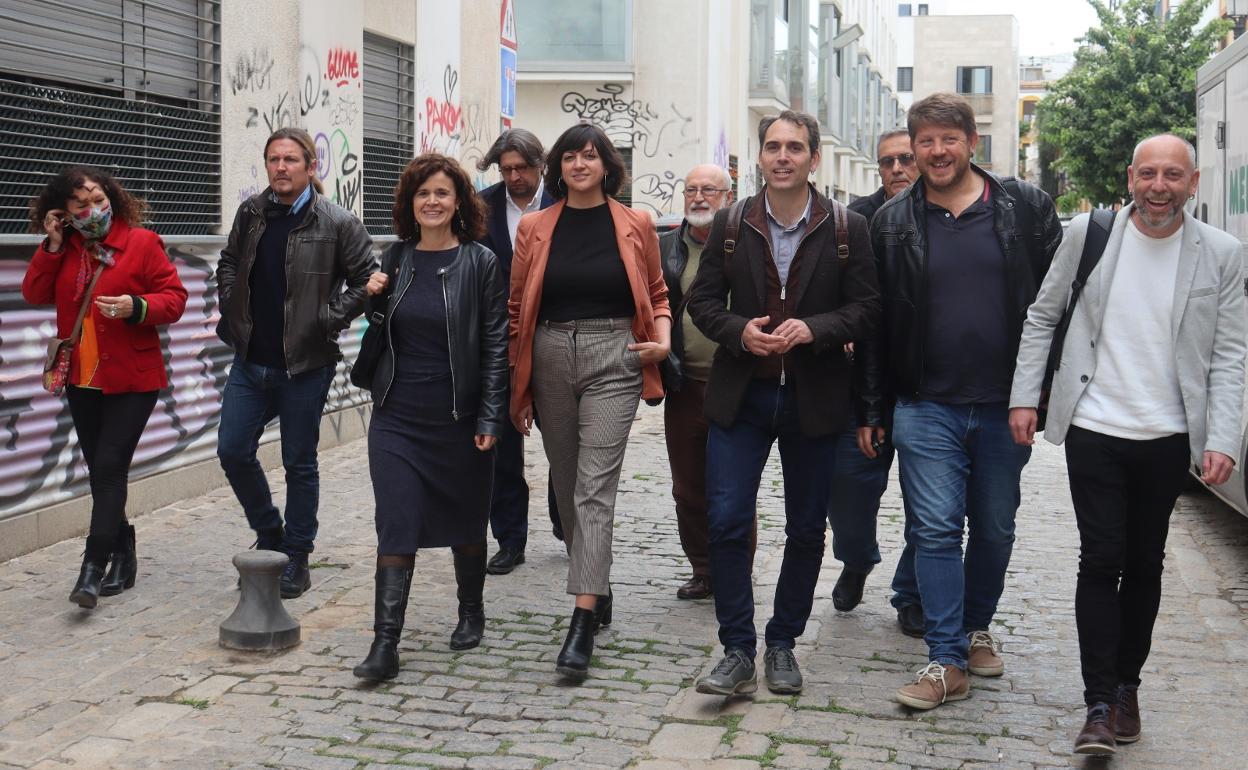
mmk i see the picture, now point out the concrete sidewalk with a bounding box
[1,408,1247,769]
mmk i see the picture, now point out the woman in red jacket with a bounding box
[22,167,187,609]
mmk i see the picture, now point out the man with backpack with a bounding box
[858,93,1062,710]
[687,110,880,696]
[1009,134,1245,755]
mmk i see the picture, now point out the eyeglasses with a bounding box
[878,154,916,168]
[683,186,730,197]
[500,163,534,175]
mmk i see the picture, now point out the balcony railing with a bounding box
[963,93,994,117]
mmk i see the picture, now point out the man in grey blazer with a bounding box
[1008,134,1245,757]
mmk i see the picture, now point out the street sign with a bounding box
[500,45,516,118]
[501,0,517,49]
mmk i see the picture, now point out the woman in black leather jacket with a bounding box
[353,153,508,681]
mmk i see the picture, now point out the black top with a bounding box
[919,188,1012,404]
[539,203,634,322]
[247,200,305,368]
[391,248,459,402]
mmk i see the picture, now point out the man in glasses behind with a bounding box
[825,129,924,637]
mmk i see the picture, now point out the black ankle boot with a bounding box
[592,588,613,633]
[449,548,486,651]
[353,566,413,681]
[100,523,137,597]
[70,535,112,609]
[556,607,596,679]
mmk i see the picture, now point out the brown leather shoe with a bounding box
[896,662,969,710]
[967,630,1004,677]
[1113,685,1140,743]
[676,575,712,600]
[1074,702,1116,755]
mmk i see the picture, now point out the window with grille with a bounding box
[0,0,221,235]
[897,67,913,92]
[362,33,414,237]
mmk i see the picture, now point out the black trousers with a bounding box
[1064,425,1190,705]
[66,386,159,556]
[489,409,561,549]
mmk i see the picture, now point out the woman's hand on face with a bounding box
[94,295,134,320]
[42,209,67,251]
[514,404,533,436]
[365,271,389,296]
[627,340,670,366]
[474,434,497,451]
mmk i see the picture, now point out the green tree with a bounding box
[1038,0,1229,210]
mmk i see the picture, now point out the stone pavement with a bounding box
[2,408,1247,770]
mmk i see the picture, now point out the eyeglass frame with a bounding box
[877,153,916,168]
[683,186,731,197]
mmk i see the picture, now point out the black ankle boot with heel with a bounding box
[556,607,596,679]
[100,523,137,597]
[592,588,613,633]
[70,534,113,609]
[353,566,414,681]
[450,548,487,650]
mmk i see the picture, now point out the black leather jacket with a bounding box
[658,220,694,391]
[216,187,376,375]
[858,167,1062,427]
[370,240,509,437]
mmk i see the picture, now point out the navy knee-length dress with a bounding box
[368,247,493,553]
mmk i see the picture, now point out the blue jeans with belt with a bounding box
[891,398,1030,668]
[217,356,335,554]
[706,380,838,657]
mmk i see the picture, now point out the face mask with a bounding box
[69,205,112,240]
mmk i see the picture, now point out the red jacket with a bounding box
[22,220,187,394]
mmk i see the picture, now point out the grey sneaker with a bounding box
[695,649,757,695]
[763,646,803,694]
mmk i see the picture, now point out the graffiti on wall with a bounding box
[228,47,295,203]
[300,42,363,216]
[0,244,372,520]
[419,65,462,156]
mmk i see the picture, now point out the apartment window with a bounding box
[0,0,222,235]
[362,33,414,236]
[615,146,632,207]
[974,135,992,164]
[956,66,993,94]
[899,3,912,15]
[897,66,913,92]
[515,0,630,68]
[728,154,739,198]
[917,4,929,14]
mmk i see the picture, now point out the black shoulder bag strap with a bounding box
[1043,207,1115,386]
[368,244,403,326]
[830,198,850,264]
[721,197,748,268]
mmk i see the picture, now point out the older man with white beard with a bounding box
[659,164,755,600]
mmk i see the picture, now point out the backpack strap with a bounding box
[1044,208,1115,379]
[722,197,748,257]
[830,199,850,262]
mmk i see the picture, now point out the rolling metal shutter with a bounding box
[361,32,414,236]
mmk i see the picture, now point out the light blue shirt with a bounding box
[270,183,313,215]
[764,190,812,285]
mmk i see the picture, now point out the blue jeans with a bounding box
[217,357,334,554]
[706,380,838,657]
[826,428,921,609]
[891,399,1030,668]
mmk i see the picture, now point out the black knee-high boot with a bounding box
[556,607,596,679]
[450,548,487,650]
[353,566,413,681]
[70,534,113,609]
[100,522,137,597]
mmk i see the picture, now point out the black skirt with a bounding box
[368,378,493,553]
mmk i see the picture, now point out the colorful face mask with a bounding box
[69,204,112,240]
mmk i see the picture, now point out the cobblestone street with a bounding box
[1,408,1247,770]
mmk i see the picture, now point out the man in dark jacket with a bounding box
[688,111,880,697]
[859,94,1062,710]
[474,128,557,574]
[216,128,375,599]
[832,129,924,635]
[659,162,756,601]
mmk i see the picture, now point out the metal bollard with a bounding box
[219,551,301,651]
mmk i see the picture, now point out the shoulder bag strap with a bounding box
[68,263,106,345]
[831,199,850,263]
[1046,208,1116,377]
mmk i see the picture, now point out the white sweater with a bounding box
[1071,220,1188,440]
